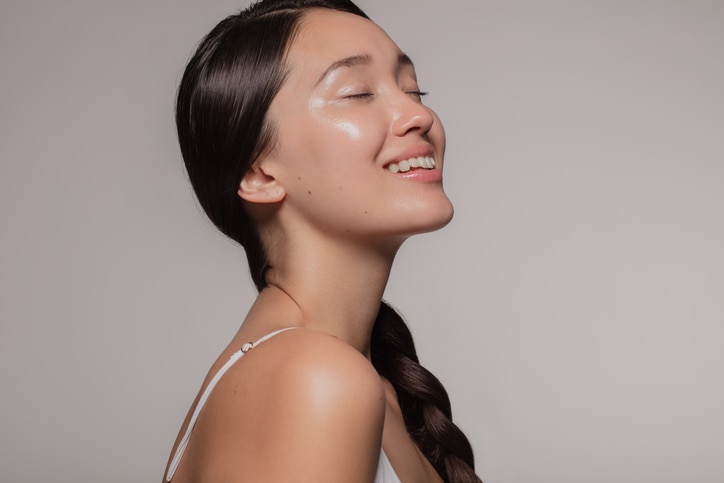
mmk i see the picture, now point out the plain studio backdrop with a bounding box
[1,1,722,482]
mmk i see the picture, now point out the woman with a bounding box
[165,0,482,481]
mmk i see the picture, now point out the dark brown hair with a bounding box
[176,1,481,481]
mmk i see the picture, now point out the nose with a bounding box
[390,93,435,137]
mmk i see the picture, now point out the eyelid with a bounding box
[345,92,374,100]
[338,85,428,101]
[334,83,372,99]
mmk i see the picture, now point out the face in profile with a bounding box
[250,8,454,244]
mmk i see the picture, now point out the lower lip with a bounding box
[387,168,443,182]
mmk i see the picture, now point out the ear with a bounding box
[238,163,286,204]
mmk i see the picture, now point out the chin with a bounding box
[404,197,455,237]
[426,203,455,233]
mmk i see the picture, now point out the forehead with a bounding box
[286,8,403,77]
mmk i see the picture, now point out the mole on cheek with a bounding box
[308,190,312,195]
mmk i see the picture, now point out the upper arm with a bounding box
[196,331,386,482]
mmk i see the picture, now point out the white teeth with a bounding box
[386,156,436,173]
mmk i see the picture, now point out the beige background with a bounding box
[1,1,723,482]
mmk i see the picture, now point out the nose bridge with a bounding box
[389,91,434,137]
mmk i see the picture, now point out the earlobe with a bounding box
[238,164,286,204]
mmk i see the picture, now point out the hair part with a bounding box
[176,1,481,481]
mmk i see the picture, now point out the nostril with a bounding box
[392,110,434,137]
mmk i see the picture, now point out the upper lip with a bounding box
[384,144,435,167]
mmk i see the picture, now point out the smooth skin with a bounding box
[166,8,452,482]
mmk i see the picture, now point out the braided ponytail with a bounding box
[371,302,482,483]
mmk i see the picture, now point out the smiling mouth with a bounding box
[386,156,437,173]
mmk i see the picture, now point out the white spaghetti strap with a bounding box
[165,327,299,481]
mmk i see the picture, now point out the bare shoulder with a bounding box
[255,328,382,384]
[242,328,386,419]
[186,329,386,482]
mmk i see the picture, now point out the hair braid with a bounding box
[371,302,482,483]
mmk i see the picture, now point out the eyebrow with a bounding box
[315,52,415,86]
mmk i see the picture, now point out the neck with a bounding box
[263,234,401,355]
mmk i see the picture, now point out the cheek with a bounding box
[309,98,364,141]
[309,104,385,153]
[273,117,376,200]
[328,118,362,140]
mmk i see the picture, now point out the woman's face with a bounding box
[259,8,453,244]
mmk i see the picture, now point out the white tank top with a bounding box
[165,327,401,483]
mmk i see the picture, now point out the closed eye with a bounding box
[346,92,374,99]
[345,91,428,101]
[406,90,429,102]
